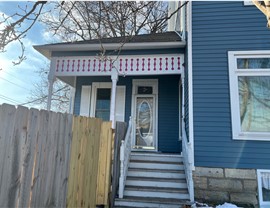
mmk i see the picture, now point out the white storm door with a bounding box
[134,95,157,150]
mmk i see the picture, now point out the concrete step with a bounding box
[114,196,190,208]
[130,152,183,163]
[129,161,184,170]
[115,152,190,207]
[127,168,186,179]
[124,186,189,200]
[126,176,187,189]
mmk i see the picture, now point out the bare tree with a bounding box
[0,1,47,65]
[40,1,180,41]
[0,1,187,111]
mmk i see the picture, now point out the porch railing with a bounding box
[182,121,194,202]
[119,117,133,198]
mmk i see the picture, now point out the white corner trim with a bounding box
[228,50,270,141]
[187,1,194,170]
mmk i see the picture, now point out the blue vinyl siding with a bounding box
[192,1,270,169]
[74,75,181,153]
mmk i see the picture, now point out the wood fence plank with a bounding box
[37,110,51,207]
[29,109,48,207]
[88,118,102,208]
[104,122,113,204]
[8,106,29,208]
[19,108,39,207]
[83,117,94,208]
[62,113,73,207]
[54,112,67,207]
[44,111,59,207]
[66,116,76,208]
[77,116,88,207]
[96,121,113,205]
[45,112,60,207]
[67,116,81,207]
[0,104,17,207]
[75,116,84,207]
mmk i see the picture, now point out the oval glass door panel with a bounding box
[135,97,154,149]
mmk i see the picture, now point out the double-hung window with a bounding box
[228,51,270,140]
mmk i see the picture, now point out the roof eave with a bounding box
[33,41,186,59]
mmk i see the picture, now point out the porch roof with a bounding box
[34,32,185,59]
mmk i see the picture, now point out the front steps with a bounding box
[114,152,190,208]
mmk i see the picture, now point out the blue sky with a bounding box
[0,1,52,108]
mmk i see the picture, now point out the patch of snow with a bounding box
[216,203,239,208]
[195,202,239,208]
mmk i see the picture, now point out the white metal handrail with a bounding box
[182,120,194,202]
[119,117,133,198]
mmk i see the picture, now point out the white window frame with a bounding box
[90,82,112,118]
[257,169,270,208]
[228,51,270,141]
[90,82,126,122]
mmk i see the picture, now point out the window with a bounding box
[243,1,263,6]
[138,86,153,94]
[257,170,270,208]
[243,1,254,6]
[95,88,111,121]
[88,82,126,122]
[228,51,270,140]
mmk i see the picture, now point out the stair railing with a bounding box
[182,120,194,202]
[119,116,133,198]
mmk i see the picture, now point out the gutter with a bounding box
[33,41,186,59]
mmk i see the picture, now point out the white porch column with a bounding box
[110,70,118,129]
[47,59,56,111]
[69,86,76,114]
[47,75,55,111]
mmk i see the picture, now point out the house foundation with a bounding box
[193,167,258,207]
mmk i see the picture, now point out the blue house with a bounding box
[34,1,270,207]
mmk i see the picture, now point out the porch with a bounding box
[34,32,194,206]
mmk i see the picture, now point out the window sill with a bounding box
[233,133,270,141]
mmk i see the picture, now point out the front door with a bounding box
[132,80,158,151]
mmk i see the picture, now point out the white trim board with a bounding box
[80,85,91,116]
[187,1,195,170]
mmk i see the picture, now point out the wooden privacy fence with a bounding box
[67,116,113,207]
[0,104,114,207]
